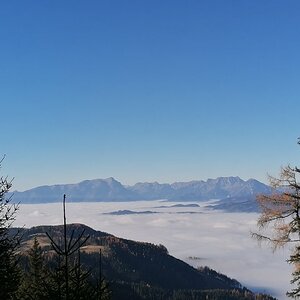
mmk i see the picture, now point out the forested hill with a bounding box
[15,223,276,300]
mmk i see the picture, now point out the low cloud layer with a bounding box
[15,200,291,299]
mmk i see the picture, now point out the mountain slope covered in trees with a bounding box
[14,223,276,300]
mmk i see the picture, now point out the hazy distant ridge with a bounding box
[11,176,271,205]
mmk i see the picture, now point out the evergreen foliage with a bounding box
[0,157,21,299]
[17,237,50,300]
[43,195,111,300]
[110,282,276,300]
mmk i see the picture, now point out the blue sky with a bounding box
[1,1,300,190]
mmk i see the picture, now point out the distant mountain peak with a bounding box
[207,176,244,183]
[105,176,118,182]
[11,176,271,204]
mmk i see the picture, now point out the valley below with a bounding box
[15,199,291,299]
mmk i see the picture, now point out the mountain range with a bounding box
[11,176,272,211]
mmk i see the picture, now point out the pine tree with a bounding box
[69,250,95,300]
[46,194,90,300]
[95,249,111,300]
[18,237,50,300]
[0,156,21,299]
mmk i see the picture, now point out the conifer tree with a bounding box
[253,139,300,298]
[69,249,95,300]
[46,194,90,300]
[18,237,49,300]
[0,156,20,299]
[95,249,111,300]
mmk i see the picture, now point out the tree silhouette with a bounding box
[253,140,300,298]
[46,194,89,300]
[0,156,21,299]
[18,237,50,300]
[96,249,111,300]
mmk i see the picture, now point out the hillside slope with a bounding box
[15,223,276,300]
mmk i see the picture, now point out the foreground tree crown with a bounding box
[0,156,20,299]
[253,140,300,298]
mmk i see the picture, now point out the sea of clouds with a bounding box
[15,200,292,299]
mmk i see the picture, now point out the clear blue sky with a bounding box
[1,1,300,191]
